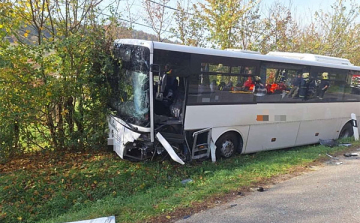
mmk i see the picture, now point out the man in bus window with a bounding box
[317,72,330,99]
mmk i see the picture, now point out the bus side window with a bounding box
[344,72,360,101]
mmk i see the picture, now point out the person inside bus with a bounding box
[158,64,177,100]
[317,72,330,99]
[154,64,179,116]
[242,76,253,90]
[287,73,301,98]
[254,76,266,96]
[223,80,233,91]
[299,72,310,100]
[210,80,217,92]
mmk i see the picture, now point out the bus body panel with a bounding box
[184,102,360,155]
[245,122,299,153]
[295,119,339,146]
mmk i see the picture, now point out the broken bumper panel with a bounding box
[108,116,141,159]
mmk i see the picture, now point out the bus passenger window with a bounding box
[344,72,360,101]
[257,63,308,103]
[310,68,346,102]
[187,73,255,104]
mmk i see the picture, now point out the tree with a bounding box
[197,0,259,49]
[236,1,262,50]
[0,0,114,159]
[142,0,172,41]
[313,0,360,57]
[170,0,206,47]
[259,1,300,53]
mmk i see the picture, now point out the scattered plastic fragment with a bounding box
[344,153,358,157]
[181,179,193,185]
[230,204,237,208]
[326,153,339,160]
[257,187,265,192]
[66,216,115,223]
[183,215,191,219]
[339,143,352,147]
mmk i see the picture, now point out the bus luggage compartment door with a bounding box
[245,122,299,153]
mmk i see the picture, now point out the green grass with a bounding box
[1,139,359,223]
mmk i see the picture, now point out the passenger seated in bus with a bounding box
[223,81,233,91]
[242,76,253,90]
[317,72,330,99]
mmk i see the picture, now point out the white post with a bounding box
[351,113,359,141]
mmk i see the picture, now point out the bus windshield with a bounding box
[109,44,150,126]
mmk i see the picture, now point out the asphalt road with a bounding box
[177,148,360,223]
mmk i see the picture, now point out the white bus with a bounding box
[107,39,360,164]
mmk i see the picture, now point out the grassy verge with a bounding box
[1,139,359,223]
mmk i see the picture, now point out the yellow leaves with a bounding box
[24,30,30,37]
[17,216,22,221]
[61,109,68,116]
[166,216,171,219]
[0,24,3,29]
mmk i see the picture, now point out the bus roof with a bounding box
[114,39,360,71]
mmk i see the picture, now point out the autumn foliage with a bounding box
[0,0,114,161]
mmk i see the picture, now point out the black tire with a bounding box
[215,133,239,158]
[339,122,354,139]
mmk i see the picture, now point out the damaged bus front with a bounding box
[107,40,185,164]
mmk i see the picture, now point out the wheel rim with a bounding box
[220,140,235,157]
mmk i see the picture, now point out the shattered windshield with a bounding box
[109,44,150,126]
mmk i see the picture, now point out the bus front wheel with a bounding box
[215,133,238,158]
[339,122,354,139]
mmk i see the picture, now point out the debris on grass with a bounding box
[181,178,193,185]
[66,216,115,223]
[344,153,358,157]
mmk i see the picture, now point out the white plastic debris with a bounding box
[66,216,115,223]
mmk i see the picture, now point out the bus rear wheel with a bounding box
[339,123,354,139]
[215,133,239,158]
